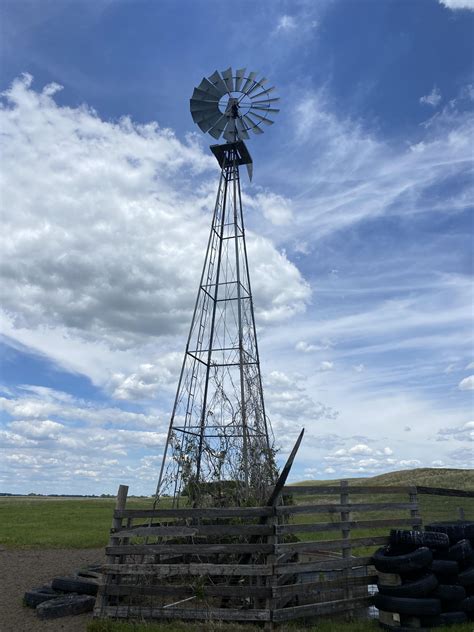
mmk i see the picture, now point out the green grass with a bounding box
[1,467,472,549]
[87,619,474,632]
[0,496,159,548]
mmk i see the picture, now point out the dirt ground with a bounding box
[0,547,104,632]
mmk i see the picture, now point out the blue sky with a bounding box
[0,0,473,495]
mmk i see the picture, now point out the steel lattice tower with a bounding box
[155,68,279,507]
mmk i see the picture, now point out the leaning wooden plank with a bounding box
[115,506,273,519]
[114,524,274,537]
[273,595,374,621]
[276,535,389,554]
[416,486,474,498]
[101,605,271,621]
[104,583,272,599]
[275,555,374,575]
[106,543,273,555]
[283,485,414,495]
[278,517,422,535]
[274,574,378,598]
[276,502,418,515]
[101,562,273,577]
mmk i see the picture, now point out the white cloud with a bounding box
[287,89,473,239]
[459,375,474,390]
[466,361,474,369]
[420,86,442,107]
[318,361,334,372]
[438,420,474,442]
[295,341,318,353]
[438,0,474,9]
[348,443,373,455]
[253,192,293,226]
[276,15,297,31]
[0,75,310,353]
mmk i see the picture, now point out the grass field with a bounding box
[0,496,159,548]
[1,467,472,549]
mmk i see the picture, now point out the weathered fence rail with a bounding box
[95,481,472,628]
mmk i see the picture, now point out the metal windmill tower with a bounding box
[155,68,280,507]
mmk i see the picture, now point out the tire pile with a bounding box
[374,521,474,630]
[24,567,100,619]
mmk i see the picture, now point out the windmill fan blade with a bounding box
[243,114,264,134]
[190,99,220,113]
[235,117,250,139]
[221,67,234,93]
[208,70,228,96]
[241,71,257,94]
[192,109,221,125]
[208,115,228,139]
[250,106,280,113]
[195,111,224,132]
[234,68,246,91]
[250,86,276,100]
[192,87,219,102]
[246,78,268,96]
[251,97,280,105]
[197,77,222,99]
[248,112,274,125]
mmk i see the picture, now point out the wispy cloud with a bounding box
[438,0,474,10]
[420,86,442,107]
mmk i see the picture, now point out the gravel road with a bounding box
[0,547,104,632]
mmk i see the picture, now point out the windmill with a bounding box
[155,68,280,507]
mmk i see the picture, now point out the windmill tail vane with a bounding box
[155,68,280,507]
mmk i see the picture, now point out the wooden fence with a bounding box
[94,482,473,627]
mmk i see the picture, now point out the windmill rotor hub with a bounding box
[190,67,280,142]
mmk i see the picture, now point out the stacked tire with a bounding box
[24,567,100,619]
[374,523,474,630]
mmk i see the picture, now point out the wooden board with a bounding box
[101,562,273,577]
[284,485,415,495]
[276,502,418,516]
[106,542,273,556]
[273,595,375,621]
[274,573,378,598]
[100,605,271,621]
[276,535,389,554]
[278,517,422,535]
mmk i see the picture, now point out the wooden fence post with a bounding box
[264,505,277,632]
[409,486,420,530]
[94,484,129,617]
[340,480,353,610]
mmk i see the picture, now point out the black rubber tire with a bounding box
[373,546,433,575]
[51,576,98,596]
[24,586,62,608]
[36,594,95,619]
[430,558,459,576]
[419,611,468,626]
[459,566,474,587]
[390,529,450,550]
[432,584,466,601]
[75,569,101,580]
[378,573,438,598]
[425,521,474,545]
[374,593,441,616]
[460,596,474,612]
[441,539,474,566]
